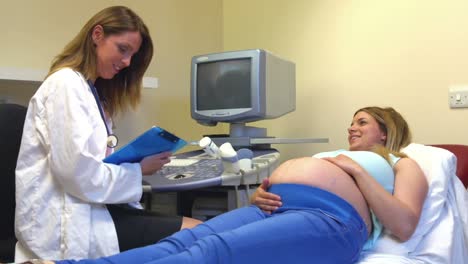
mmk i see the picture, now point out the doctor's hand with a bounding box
[250,178,282,214]
[140,151,172,176]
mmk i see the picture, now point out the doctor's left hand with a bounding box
[140,151,172,175]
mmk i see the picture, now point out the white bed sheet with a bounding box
[358,143,468,264]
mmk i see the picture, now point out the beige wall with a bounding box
[224,0,468,161]
[2,1,468,161]
[0,0,226,147]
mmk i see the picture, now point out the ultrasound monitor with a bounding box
[190,49,295,141]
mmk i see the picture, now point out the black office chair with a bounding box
[0,103,27,263]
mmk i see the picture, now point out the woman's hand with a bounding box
[140,151,172,176]
[250,178,282,214]
[321,154,365,178]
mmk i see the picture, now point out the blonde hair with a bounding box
[354,106,411,160]
[47,6,153,117]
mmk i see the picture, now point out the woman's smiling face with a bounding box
[93,26,142,80]
[348,111,387,151]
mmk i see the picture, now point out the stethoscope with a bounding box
[88,80,119,148]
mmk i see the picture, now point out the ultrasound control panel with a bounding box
[143,149,280,192]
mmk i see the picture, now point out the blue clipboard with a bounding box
[103,126,187,165]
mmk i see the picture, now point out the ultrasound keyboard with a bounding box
[143,149,280,192]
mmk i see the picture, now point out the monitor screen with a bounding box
[196,58,252,111]
[191,49,295,130]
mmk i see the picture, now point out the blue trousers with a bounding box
[56,184,367,264]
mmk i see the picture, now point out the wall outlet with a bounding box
[143,77,159,89]
[449,86,468,108]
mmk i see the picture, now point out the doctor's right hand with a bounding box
[250,178,282,214]
[140,151,172,176]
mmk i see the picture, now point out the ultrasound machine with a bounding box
[143,49,328,219]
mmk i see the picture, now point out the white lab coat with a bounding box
[15,68,143,261]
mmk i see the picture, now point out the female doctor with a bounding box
[14,6,201,262]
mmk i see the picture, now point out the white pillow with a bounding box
[369,143,457,254]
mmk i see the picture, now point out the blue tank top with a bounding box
[313,149,400,250]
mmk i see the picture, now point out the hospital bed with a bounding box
[147,143,467,263]
[359,143,468,264]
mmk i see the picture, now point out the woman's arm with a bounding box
[379,158,428,240]
[323,155,428,241]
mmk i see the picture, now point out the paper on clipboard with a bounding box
[103,126,187,165]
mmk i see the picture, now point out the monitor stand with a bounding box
[229,123,267,138]
[206,123,271,149]
[206,122,329,149]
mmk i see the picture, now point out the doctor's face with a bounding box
[93,26,142,79]
[348,111,387,151]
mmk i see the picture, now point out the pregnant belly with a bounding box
[269,157,372,235]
